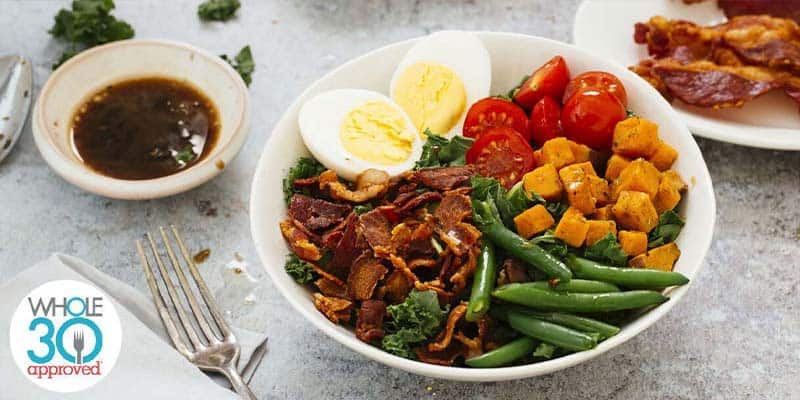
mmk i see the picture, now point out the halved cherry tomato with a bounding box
[466,127,536,189]
[513,56,570,111]
[563,71,628,106]
[463,97,530,141]
[561,88,626,150]
[530,96,563,147]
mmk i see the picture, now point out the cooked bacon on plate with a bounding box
[411,165,475,191]
[356,300,387,342]
[313,293,353,324]
[288,194,352,232]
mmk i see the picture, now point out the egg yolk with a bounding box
[340,101,415,165]
[392,62,467,136]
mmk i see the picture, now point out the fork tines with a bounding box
[136,225,233,358]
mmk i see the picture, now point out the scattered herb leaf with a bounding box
[198,0,240,21]
[545,201,569,222]
[282,156,326,205]
[174,145,196,165]
[354,203,374,215]
[648,210,685,248]
[626,109,638,118]
[382,290,449,359]
[530,231,569,259]
[584,233,628,267]
[49,0,135,69]
[221,45,255,86]
[284,254,316,284]
[413,129,474,169]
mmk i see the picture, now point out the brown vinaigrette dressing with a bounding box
[71,77,219,180]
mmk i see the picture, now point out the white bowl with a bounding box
[33,39,250,200]
[250,32,716,381]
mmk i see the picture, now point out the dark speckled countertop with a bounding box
[0,1,798,398]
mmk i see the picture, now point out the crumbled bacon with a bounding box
[414,343,465,366]
[313,293,352,323]
[433,192,480,256]
[428,303,467,352]
[359,209,394,257]
[288,194,352,232]
[320,169,390,203]
[315,277,349,298]
[280,219,322,261]
[411,166,475,191]
[377,269,414,304]
[395,191,442,215]
[328,214,367,279]
[497,258,531,286]
[346,254,388,300]
[449,247,479,293]
[355,300,386,342]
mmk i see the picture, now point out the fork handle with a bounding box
[221,365,257,400]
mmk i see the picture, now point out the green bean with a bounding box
[492,283,668,313]
[473,200,572,282]
[507,311,597,351]
[566,255,689,289]
[466,241,497,322]
[528,279,621,293]
[490,305,620,339]
[464,336,537,368]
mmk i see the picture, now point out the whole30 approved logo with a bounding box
[9,280,122,392]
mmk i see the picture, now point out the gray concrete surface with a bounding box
[1,1,798,399]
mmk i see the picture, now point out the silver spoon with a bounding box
[0,55,33,164]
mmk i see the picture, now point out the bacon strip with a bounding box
[288,194,352,232]
[411,166,475,191]
[313,293,352,324]
[279,219,321,261]
[346,254,388,300]
[355,300,386,342]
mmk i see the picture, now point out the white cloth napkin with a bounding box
[0,254,267,400]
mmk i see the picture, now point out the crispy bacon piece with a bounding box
[288,194,352,232]
[377,269,414,304]
[652,59,785,108]
[433,192,473,229]
[497,258,531,286]
[454,332,483,360]
[414,280,453,304]
[320,169,390,203]
[280,219,321,261]
[328,214,367,279]
[315,277,349,298]
[721,15,800,71]
[411,166,475,191]
[427,303,467,352]
[355,300,386,342]
[346,254,388,300]
[449,247,479,293]
[359,209,393,257]
[395,191,443,215]
[313,293,352,324]
[634,16,720,61]
[719,0,800,23]
[414,343,465,366]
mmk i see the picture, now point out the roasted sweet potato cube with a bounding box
[611,158,661,200]
[568,141,592,163]
[618,230,648,256]
[612,190,659,232]
[554,207,589,247]
[585,220,618,246]
[541,137,575,169]
[592,205,614,221]
[661,170,687,193]
[564,179,596,215]
[559,162,597,181]
[533,149,544,167]
[653,177,682,213]
[629,242,681,271]
[648,141,678,171]
[514,204,555,239]
[588,175,610,205]
[612,117,660,158]
[523,164,563,201]
[604,154,630,181]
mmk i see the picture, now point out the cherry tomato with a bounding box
[561,89,626,150]
[563,71,628,106]
[530,96,563,147]
[513,56,570,111]
[463,97,530,141]
[466,127,536,188]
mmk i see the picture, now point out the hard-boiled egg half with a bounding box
[390,31,491,137]
[298,89,423,181]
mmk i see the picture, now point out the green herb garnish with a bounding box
[284,254,316,284]
[282,156,326,205]
[381,290,449,359]
[198,0,240,21]
[584,233,629,267]
[354,203,374,215]
[648,210,685,248]
[413,129,474,170]
[49,0,134,69]
[174,145,196,165]
[221,45,255,86]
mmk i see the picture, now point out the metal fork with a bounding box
[136,225,256,399]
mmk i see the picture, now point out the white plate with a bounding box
[250,32,716,381]
[573,0,800,150]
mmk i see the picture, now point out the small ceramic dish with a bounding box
[250,32,716,381]
[32,39,250,200]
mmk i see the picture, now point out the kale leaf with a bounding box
[282,156,326,205]
[284,254,316,284]
[49,0,135,69]
[648,210,685,248]
[221,45,255,86]
[545,201,569,223]
[470,175,550,230]
[198,0,241,21]
[530,231,569,259]
[584,233,628,267]
[354,203,374,215]
[413,129,474,170]
[381,290,449,359]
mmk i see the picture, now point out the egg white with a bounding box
[297,89,424,182]
[390,30,492,137]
